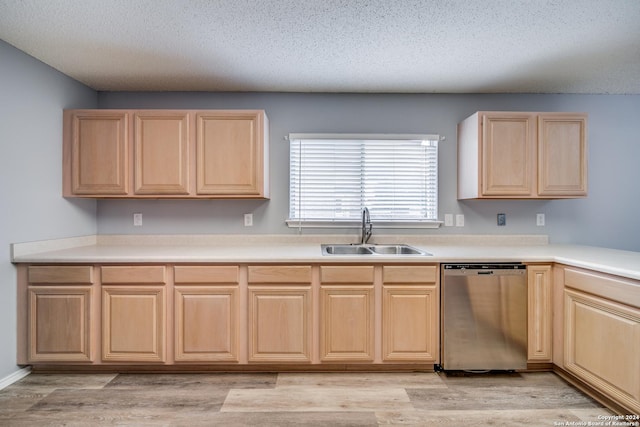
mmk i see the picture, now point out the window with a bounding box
[288,134,439,228]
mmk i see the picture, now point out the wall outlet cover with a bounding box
[497,213,506,226]
[444,214,454,227]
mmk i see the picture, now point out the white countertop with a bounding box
[11,234,640,281]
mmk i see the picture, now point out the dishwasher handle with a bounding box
[442,263,526,277]
[443,263,525,270]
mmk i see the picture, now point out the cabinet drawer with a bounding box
[320,266,374,284]
[101,266,166,284]
[248,266,311,284]
[28,266,93,284]
[564,267,640,309]
[174,266,239,284]
[383,266,437,284]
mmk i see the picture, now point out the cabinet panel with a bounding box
[528,265,553,361]
[382,286,437,362]
[564,267,639,308]
[175,286,238,362]
[101,266,166,284]
[320,286,374,361]
[481,113,536,196]
[196,111,265,196]
[382,266,437,284]
[66,111,129,195]
[320,266,374,284]
[248,265,312,284]
[565,289,640,414]
[174,265,239,284]
[538,114,587,196]
[28,266,93,284]
[28,286,93,362]
[134,112,190,195]
[248,287,311,362]
[102,286,166,362]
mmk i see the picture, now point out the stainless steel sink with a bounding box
[321,244,374,255]
[321,244,431,256]
[369,244,429,255]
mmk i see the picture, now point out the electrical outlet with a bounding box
[444,214,453,227]
[455,214,465,227]
[133,213,143,226]
[244,213,253,227]
[497,213,506,226]
[536,213,546,226]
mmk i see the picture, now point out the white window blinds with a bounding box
[288,134,439,226]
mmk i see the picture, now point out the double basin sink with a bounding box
[321,244,431,256]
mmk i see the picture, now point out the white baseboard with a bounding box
[0,367,31,390]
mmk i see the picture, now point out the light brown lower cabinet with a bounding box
[101,266,167,363]
[26,266,95,363]
[320,266,375,362]
[382,266,439,362]
[173,266,240,363]
[21,263,441,366]
[247,266,312,362]
[563,267,640,414]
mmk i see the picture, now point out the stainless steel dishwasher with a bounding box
[441,263,527,371]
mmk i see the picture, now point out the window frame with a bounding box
[287,133,442,229]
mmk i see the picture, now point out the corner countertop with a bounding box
[10,234,640,281]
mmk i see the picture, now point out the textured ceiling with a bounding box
[1,0,639,93]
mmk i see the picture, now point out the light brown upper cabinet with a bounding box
[196,111,268,197]
[134,111,190,195]
[63,110,129,196]
[63,109,269,199]
[457,112,587,199]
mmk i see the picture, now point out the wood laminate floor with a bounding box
[0,371,611,426]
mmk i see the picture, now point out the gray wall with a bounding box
[0,40,97,380]
[98,92,640,251]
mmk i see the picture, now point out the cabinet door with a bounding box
[66,110,129,195]
[538,114,587,197]
[248,287,312,362]
[383,286,437,362]
[528,265,553,362]
[565,289,640,414]
[102,286,166,362]
[481,113,536,197]
[134,111,190,195]
[28,286,93,362]
[320,286,374,362]
[196,111,266,197]
[175,286,238,362]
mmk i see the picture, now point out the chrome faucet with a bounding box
[360,207,373,245]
